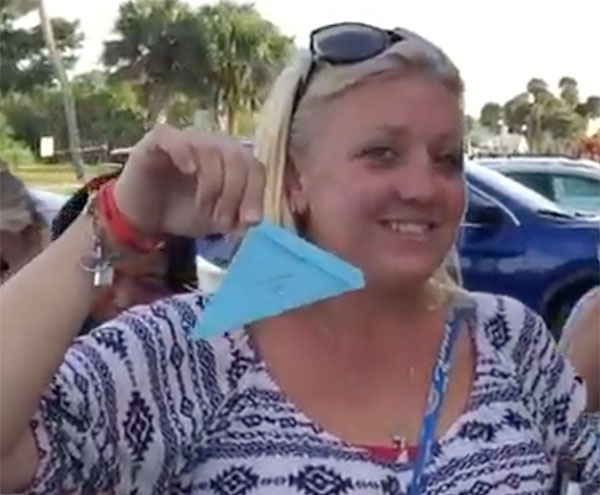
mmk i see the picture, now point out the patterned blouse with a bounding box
[27,292,599,495]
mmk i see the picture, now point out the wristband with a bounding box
[97,180,165,253]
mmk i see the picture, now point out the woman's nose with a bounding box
[391,147,436,202]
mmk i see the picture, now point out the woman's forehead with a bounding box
[321,75,463,139]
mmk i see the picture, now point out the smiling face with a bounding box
[287,72,465,290]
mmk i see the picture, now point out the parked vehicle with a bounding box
[476,156,600,215]
[27,188,67,228]
[460,162,599,336]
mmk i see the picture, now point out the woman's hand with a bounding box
[114,124,265,238]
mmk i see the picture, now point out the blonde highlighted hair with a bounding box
[254,26,467,302]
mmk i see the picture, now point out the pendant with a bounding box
[392,435,410,463]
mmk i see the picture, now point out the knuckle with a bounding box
[151,122,172,139]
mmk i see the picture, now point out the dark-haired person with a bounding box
[51,172,198,334]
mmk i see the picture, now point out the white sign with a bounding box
[40,136,54,158]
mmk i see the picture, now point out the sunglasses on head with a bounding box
[291,22,404,114]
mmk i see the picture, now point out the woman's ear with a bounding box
[284,159,309,215]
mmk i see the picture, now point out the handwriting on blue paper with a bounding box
[192,221,365,339]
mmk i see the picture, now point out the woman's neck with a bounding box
[266,282,445,356]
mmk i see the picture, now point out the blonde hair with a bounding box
[254,26,467,302]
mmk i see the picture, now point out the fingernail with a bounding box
[243,210,262,224]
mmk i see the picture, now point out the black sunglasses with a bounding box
[291,23,404,115]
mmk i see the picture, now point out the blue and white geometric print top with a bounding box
[28,292,600,494]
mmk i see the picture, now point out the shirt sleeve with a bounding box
[25,294,224,494]
[510,299,600,494]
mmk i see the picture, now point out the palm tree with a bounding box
[200,1,292,134]
[103,0,212,128]
[558,76,579,108]
[38,0,84,179]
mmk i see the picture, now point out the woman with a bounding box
[560,286,600,411]
[0,161,50,284]
[50,172,198,334]
[0,23,598,495]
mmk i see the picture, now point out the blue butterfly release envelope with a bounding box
[192,221,365,338]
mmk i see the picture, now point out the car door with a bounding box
[458,186,526,295]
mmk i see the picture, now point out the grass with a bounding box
[12,163,122,195]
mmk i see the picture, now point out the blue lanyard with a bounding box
[408,305,472,495]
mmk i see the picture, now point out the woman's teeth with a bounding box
[382,220,431,233]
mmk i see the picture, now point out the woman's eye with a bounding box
[360,145,398,165]
[434,152,463,175]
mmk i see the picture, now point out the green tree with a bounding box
[479,102,503,133]
[0,0,83,94]
[0,111,35,167]
[71,73,146,149]
[503,93,530,133]
[526,78,549,101]
[543,109,586,141]
[587,96,600,118]
[199,1,293,134]
[103,0,212,128]
[558,76,579,108]
[576,96,600,119]
[0,89,64,154]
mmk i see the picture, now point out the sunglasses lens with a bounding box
[312,23,389,64]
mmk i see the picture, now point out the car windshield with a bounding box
[466,161,572,216]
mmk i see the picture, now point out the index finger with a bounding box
[239,156,266,227]
[133,124,196,175]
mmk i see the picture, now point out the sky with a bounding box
[23,0,600,116]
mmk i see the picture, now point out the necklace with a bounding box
[391,434,411,462]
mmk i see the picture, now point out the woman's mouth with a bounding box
[378,219,438,241]
[380,219,435,232]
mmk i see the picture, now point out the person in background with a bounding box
[50,171,198,334]
[560,284,600,411]
[0,159,50,284]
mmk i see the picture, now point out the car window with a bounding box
[553,175,600,214]
[506,172,555,201]
[464,188,501,224]
[466,162,568,216]
[555,175,600,196]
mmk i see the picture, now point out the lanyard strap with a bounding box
[408,305,472,495]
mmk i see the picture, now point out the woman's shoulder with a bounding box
[462,291,536,327]
[461,291,545,358]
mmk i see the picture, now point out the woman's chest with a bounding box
[165,390,556,495]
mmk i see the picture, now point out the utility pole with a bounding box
[38,0,85,179]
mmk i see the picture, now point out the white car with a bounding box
[27,188,68,228]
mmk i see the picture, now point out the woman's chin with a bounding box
[362,262,437,292]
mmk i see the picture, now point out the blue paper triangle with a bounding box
[192,221,365,338]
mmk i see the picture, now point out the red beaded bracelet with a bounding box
[97,180,165,254]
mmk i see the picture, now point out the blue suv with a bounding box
[460,162,599,335]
